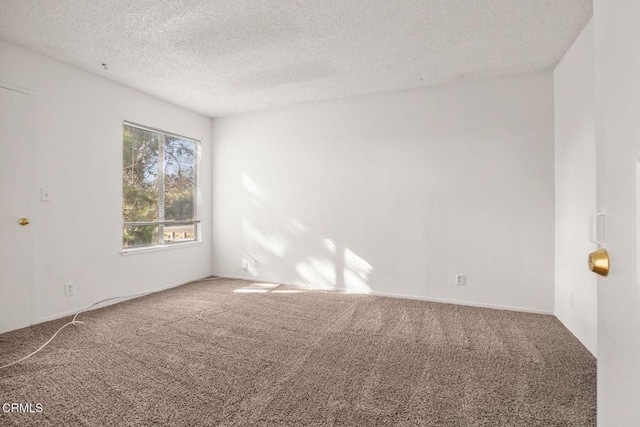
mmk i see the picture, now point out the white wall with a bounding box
[0,40,213,322]
[212,72,555,313]
[553,20,597,356]
[593,1,640,424]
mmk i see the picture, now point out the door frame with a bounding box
[0,80,37,327]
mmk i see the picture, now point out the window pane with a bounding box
[123,225,159,248]
[163,223,196,243]
[123,125,160,222]
[164,136,195,221]
[122,122,199,250]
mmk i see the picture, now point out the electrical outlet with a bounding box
[242,261,248,271]
[253,259,259,268]
[455,274,465,286]
[65,281,75,297]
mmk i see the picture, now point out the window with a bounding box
[122,122,200,250]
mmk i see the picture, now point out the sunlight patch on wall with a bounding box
[243,174,269,202]
[241,174,373,293]
[244,173,307,235]
[293,244,373,293]
[242,173,311,272]
[243,217,288,258]
[343,248,373,293]
[295,258,337,289]
[323,238,336,252]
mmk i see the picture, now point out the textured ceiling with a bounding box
[0,1,592,117]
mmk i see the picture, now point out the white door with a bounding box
[594,0,640,423]
[0,85,35,334]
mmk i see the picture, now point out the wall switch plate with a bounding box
[455,274,466,286]
[65,281,75,297]
[242,261,248,271]
[253,259,259,268]
[41,188,52,202]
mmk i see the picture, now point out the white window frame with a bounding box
[121,121,201,253]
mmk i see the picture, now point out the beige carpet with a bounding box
[0,278,596,426]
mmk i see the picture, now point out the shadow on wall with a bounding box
[242,173,372,293]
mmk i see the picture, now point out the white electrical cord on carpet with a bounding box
[0,275,241,370]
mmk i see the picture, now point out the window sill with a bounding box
[120,240,203,256]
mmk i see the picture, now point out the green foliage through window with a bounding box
[122,123,199,248]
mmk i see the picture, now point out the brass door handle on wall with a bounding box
[18,217,30,226]
[588,249,609,276]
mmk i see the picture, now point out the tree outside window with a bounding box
[122,123,199,249]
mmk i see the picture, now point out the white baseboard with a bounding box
[555,314,598,357]
[366,290,553,315]
[31,272,556,329]
[34,274,212,325]
[212,273,554,315]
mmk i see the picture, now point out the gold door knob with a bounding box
[588,248,609,276]
[18,217,30,226]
